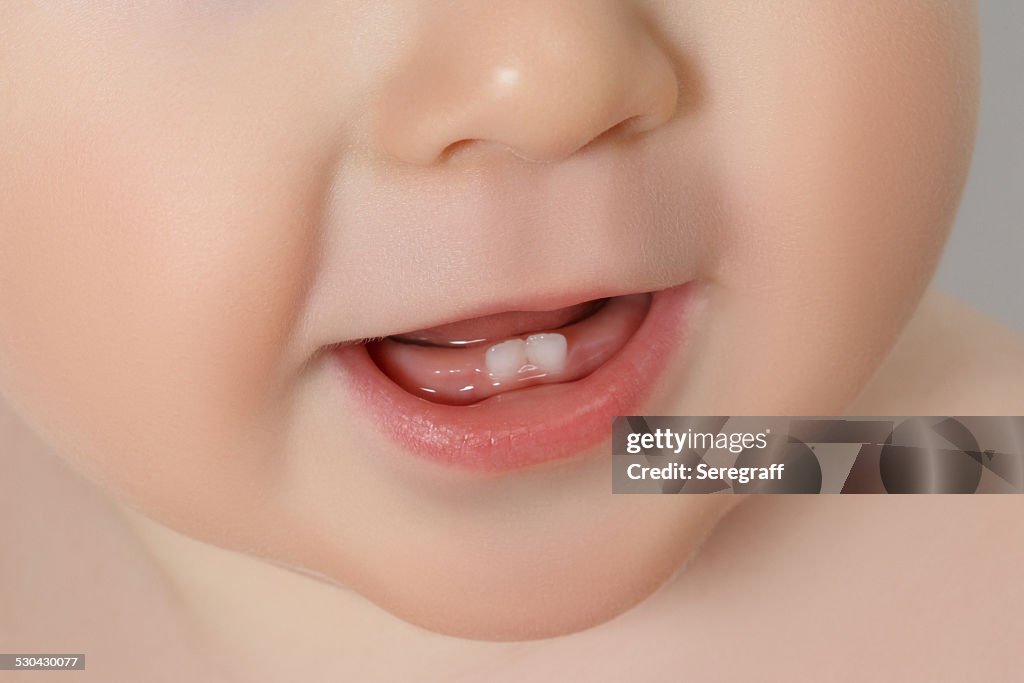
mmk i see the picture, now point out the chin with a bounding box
[300,493,743,641]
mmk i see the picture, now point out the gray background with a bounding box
[934,2,1023,332]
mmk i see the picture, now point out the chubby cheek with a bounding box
[0,105,318,520]
[682,0,979,412]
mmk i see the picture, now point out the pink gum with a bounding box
[367,294,651,406]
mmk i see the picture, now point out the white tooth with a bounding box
[485,338,528,381]
[525,333,568,374]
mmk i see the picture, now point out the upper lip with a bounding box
[392,298,610,347]
[365,285,654,344]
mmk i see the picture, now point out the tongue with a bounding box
[392,300,603,347]
[368,294,651,406]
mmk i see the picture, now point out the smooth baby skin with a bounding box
[2,1,1022,680]
[2,292,1023,681]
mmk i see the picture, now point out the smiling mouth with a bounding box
[331,284,699,472]
[366,294,650,406]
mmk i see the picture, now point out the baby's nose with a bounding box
[374,0,680,165]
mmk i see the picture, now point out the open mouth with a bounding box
[332,284,698,472]
[366,294,650,406]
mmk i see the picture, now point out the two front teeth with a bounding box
[485,333,568,382]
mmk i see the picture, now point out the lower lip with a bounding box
[331,283,699,473]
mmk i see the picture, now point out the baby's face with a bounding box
[0,1,977,639]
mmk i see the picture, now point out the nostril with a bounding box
[438,138,561,165]
[438,139,477,163]
[583,114,648,150]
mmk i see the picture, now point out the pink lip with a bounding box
[331,283,698,472]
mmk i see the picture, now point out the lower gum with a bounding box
[368,294,652,406]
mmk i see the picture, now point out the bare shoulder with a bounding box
[849,287,1024,414]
